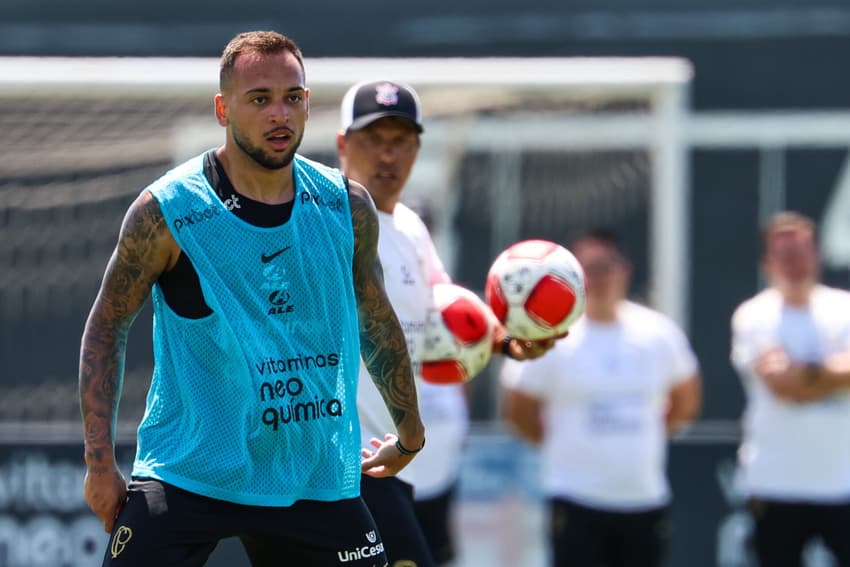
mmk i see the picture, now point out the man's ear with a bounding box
[214,93,228,127]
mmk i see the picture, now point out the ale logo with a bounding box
[111,526,133,558]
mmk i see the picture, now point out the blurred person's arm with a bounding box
[818,351,850,389]
[666,372,701,435]
[503,388,544,445]
[499,358,553,445]
[729,299,850,403]
[756,349,850,403]
[659,315,701,435]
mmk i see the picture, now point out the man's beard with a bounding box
[232,125,303,170]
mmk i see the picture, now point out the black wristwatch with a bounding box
[501,336,515,358]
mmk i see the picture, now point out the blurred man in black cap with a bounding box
[338,79,562,566]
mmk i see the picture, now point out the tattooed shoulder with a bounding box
[123,191,168,238]
[115,191,177,278]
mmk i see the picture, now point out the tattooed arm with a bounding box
[79,191,177,532]
[348,181,425,477]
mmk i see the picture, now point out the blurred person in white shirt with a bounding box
[501,228,701,567]
[337,79,560,567]
[730,211,850,566]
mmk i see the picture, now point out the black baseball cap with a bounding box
[340,80,424,133]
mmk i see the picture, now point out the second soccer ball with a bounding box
[421,283,496,384]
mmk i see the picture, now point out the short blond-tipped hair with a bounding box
[219,31,304,91]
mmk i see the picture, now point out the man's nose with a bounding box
[269,100,290,123]
[377,141,398,161]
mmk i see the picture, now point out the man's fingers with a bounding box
[114,498,126,519]
[362,466,388,478]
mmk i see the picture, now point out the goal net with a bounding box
[0,55,692,432]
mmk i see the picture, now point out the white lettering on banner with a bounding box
[0,515,105,567]
[0,453,85,512]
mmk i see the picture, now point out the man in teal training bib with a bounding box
[79,30,425,566]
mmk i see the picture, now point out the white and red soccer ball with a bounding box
[485,239,586,340]
[421,283,496,384]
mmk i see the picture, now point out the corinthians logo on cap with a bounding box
[374,83,399,107]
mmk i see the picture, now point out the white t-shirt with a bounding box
[501,301,698,511]
[357,203,469,495]
[730,285,850,502]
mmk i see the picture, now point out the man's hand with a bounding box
[755,348,792,381]
[755,349,837,403]
[756,349,807,400]
[493,323,567,361]
[83,462,127,533]
[361,434,418,478]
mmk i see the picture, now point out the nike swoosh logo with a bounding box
[260,246,291,263]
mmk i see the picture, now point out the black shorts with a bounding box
[413,483,459,565]
[748,497,850,566]
[548,497,670,567]
[102,478,387,567]
[360,475,435,567]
